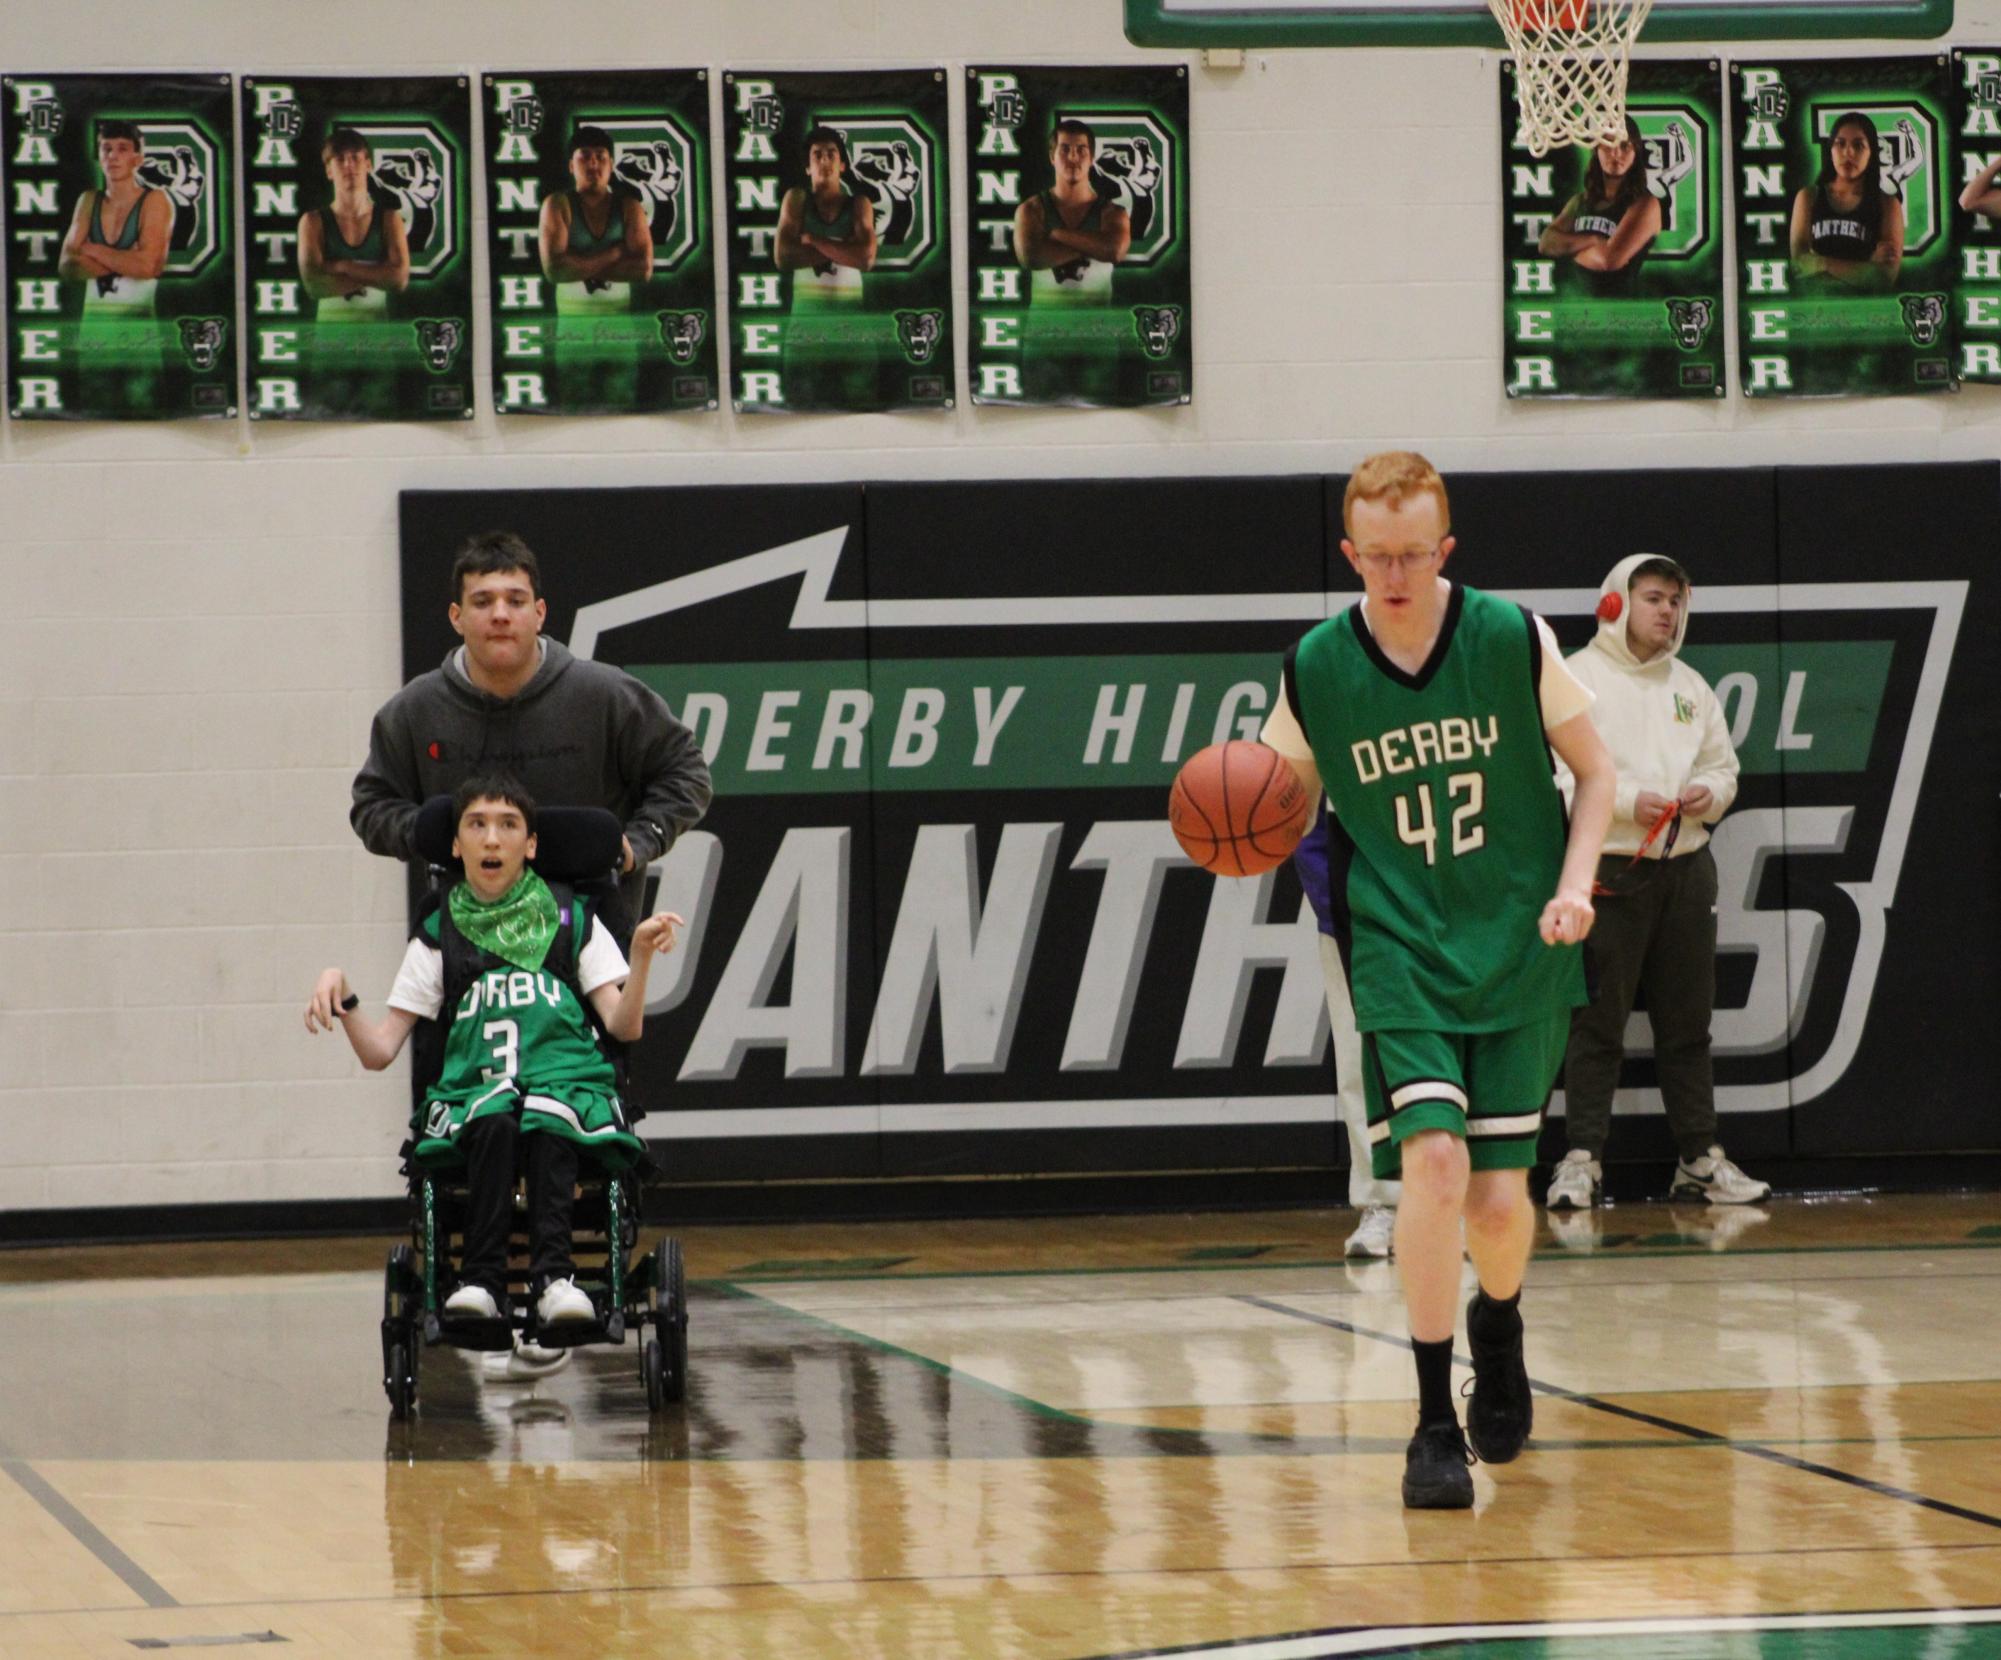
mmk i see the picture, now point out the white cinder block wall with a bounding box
[5,0,1998,1215]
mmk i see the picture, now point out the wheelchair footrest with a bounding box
[529,1309,625,1349]
[431,1313,515,1353]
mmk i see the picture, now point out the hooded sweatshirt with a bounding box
[351,637,712,914]
[1555,554,1739,859]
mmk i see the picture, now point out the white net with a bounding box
[1490,0,1656,158]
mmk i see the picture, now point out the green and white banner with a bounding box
[3,74,237,420]
[242,75,474,421]
[1732,55,1956,396]
[1503,59,1726,400]
[486,69,718,416]
[722,68,952,414]
[967,64,1192,408]
[1953,50,2001,383]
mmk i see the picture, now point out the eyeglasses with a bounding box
[1356,547,1443,575]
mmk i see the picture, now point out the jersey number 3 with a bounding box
[481,1019,520,1081]
[1395,772,1486,867]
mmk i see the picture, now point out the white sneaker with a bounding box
[444,1283,500,1319]
[482,1337,573,1381]
[536,1276,595,1325]
[1545,1208,1602,1252]
[1344,1205,1396,1258]
[1669,1145,1772,1205]
[1546,1149,1601,1210]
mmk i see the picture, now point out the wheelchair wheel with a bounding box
[382,1246,420,1418]
[646,1237,688,1408]
[661,1238,687,1405]
[386,1340,417,1420]
[642,1334,666,1413]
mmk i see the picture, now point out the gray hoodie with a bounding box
[351,637,712,913]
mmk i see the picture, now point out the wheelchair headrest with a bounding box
[412,795,625,884]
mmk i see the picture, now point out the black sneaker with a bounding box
[1402,1418,1475,1509]
[1464,1294,1533,1464]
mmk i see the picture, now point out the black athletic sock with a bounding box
[1468,1288,1523,1345]
[1413,1336,1457,1426]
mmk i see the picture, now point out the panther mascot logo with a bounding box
[373,150,443,252]
[655,309,707,365]
[852,140,921,247]
[1132,304,1182,360]
[137,144,206,252]
[614,141,684,247]
[1093,137,1163,244]
[176,316,227,372]
[1900,292,1946,347]
[412,317,464,373]
[1665,297,1714,351]
[894,309,943,365]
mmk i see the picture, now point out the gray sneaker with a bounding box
[1669,1145,1772,1205]
[1545,1149,1601,1210]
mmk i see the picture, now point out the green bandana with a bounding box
[449,868,561,972]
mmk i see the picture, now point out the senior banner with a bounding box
[242,74,475,421]
[1502,59,1727,400]
[3,73,237,420]
[486,68,719,416]
[1731,55,1956,396]
[966,63,1193,408]
[722,68,952,414]
[1953,50,2001,383]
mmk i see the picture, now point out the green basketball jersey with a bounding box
[422,911,617,1101]
[1286,583,1584,1033]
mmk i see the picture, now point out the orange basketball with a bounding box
[1168,741,1312,878]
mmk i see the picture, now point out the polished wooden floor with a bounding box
[0,1194,1997,1658]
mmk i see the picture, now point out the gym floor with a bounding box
[0,1193,1996,1657]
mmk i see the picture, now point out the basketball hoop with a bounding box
[1492,0,1655,158]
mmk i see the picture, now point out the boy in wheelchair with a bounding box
[306,772,683,1343]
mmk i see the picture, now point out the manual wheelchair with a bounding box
[377,796,688,1419]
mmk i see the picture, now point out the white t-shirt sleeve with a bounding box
[1535,616,1595,730]
[1260,673,1314,761]
[386,938,445,1020]
[577,916,630,997]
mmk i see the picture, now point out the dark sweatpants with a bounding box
[1562,844,1720,1163]
[458,1113,580,1300]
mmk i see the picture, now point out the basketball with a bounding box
[1168,741,1312,877]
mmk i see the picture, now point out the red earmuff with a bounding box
[1596,592,1623,623]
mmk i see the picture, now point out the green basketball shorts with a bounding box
[1362,1012,1569,1179]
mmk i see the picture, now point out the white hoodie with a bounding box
[1556,553,1740,859]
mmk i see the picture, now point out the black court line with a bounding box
[1,1458,178,1608]
[1232,1293,2001,1534]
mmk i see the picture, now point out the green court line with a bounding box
[707,1236,2001,1286]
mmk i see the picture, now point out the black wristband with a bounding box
[337,993,360,1014]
